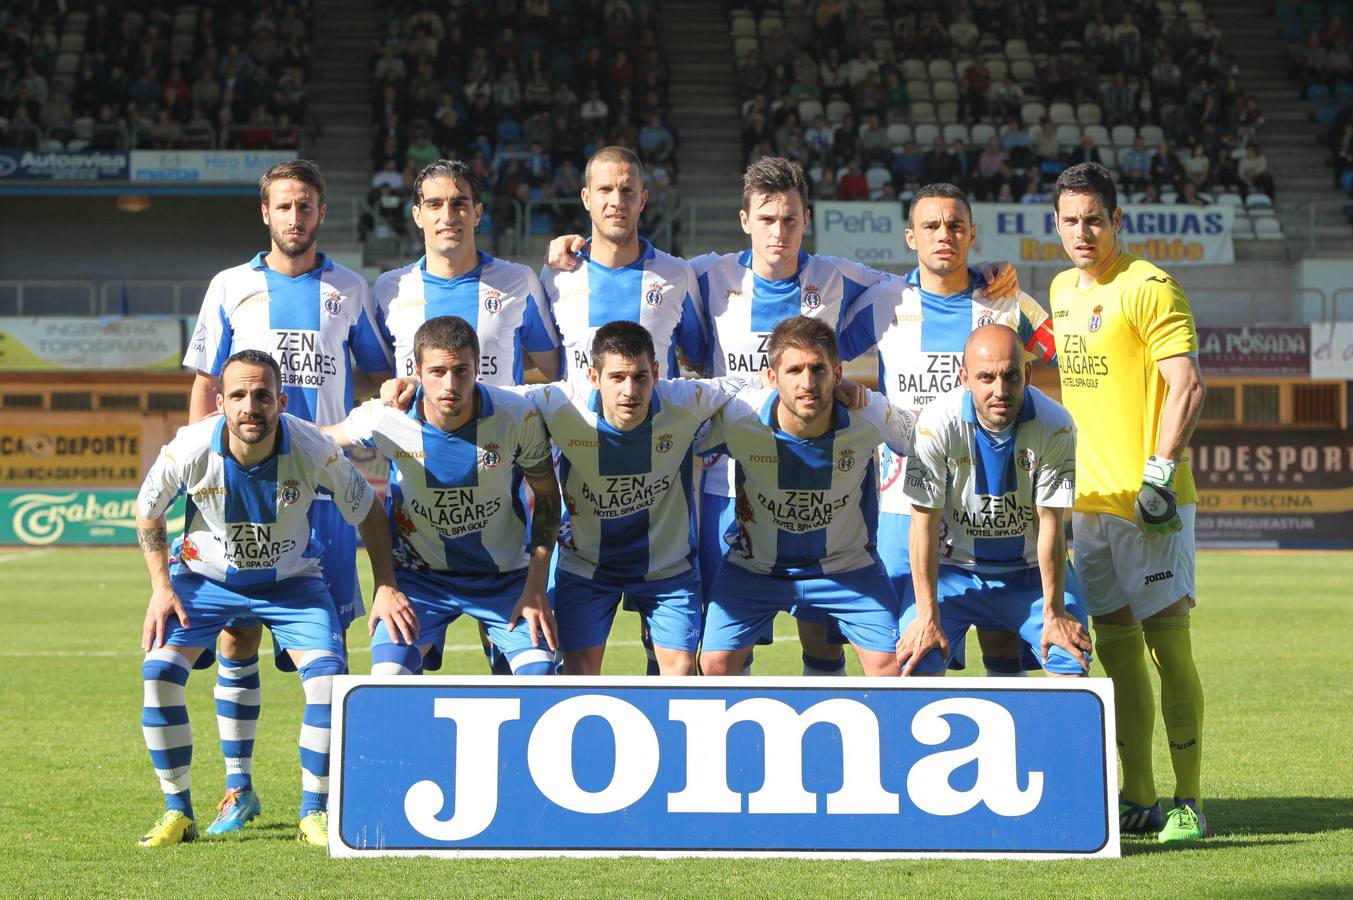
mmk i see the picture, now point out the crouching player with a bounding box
[895,325,1092,677]
[324,315,560,676]
[134,350,405,848]
[697,316,917,677]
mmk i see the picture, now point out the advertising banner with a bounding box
[1310,321,1353,380]
[971,204,1234,268]
[1193,429,1353,547]
[0,317,182,371]
[331,677,1118,859]
[1197,325,1310,376]
[0,150,129,180]
[813,201,915,266]
[0,489,184,546]
[0,425,144,485]
[129,150,297,183]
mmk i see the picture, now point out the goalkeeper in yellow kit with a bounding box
[1048,162,1208,843]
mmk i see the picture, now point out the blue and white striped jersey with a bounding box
[137,414,374,585]
[838,267,1058,515]
[184,253,392,426]
[341,386,552,575]
[692,249,893,497]
[903,386,1076,574]
[540,237,707,382]
[696,387,916,577]
[529,376,749,583]
[373,251,558,386]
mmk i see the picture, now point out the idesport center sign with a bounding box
[331,677,1118,859]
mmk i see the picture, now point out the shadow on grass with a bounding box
[1206,796,1353,837]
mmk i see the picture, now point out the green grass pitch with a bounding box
[1,548,1350,897]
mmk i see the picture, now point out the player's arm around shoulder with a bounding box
[864,389,918,456]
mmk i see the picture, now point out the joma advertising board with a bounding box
[331,677,1117,859]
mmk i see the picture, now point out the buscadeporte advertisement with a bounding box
[0,317,182,371]
[330,678,1118,859]
[0,489,184,546]
[0,425,144,485]
[1193,429,1353,547]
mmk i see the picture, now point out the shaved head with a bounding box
[960,324,1029,431]
[963,323,1024,369]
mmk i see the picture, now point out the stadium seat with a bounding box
[1246,192,1274,208]
[873,37,892,57]
[1005,38,1031,59]
[914,122,941,145]
[955,58,974,80]
[1129,191,1146,203]
[928,60,955,80]
[1049,102,1076,124]
[58,32,83,53]
[970,122,996,145]
[733,36,759,59]
[758,16,783,35]
[798,100,824,122]
[886,122,912,145]
[808,165,824,184]
[1084,124,1110,146]
[866,166,892,192]
[1010,59,1036,82]
[936,101,959,123]
[911,101,937,121]
[932,80,959,102]
[1139,124,1165,145]
[1021,102,1048,126]
[907,80,933,101]
[1100,147,1117,168]
[1055,124,1081,146]
[1111,124,1137,147]
[826,99,852,124]
[730,15,755,36]
[942,123,970,144]
[1076,103,1103,125]
[1254,216,1284,238]
[1161,191,1178,204]
[1308,84,1334,103]
[1181,1,1205,21]
[1216,192,1244,206]
[902,59,928,80]
[1232,219,1256,238]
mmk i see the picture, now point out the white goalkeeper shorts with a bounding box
[1072,505,1197,620]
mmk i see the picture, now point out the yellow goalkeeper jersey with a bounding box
[1049,251,1199,520]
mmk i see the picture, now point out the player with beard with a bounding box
[181,160,392,836]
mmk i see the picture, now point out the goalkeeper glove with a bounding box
[1135,455,1182,535]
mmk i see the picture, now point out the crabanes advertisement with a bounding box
[1193,429,1353,546]
[330,678,1118,859]
[1197,325,1310,376]
[0,489,185,545]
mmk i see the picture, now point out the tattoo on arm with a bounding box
[519,457,555,482]
[529,491,561,554]
[137,526,168,552]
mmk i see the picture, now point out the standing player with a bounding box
[135,351,402,848]
[374,159,560,387]
[525,321,754,675]
[373,158,560,676]
[322,316,560,676]
[182,160,392,836]
[839,182,1058,676]
[1049,162,1208,842]
[894,325,1091,678]
[697,316,916,677]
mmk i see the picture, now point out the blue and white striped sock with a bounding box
[297,650,343,817]
[215,654,260,791]
[370,643,422,676]
[142,648,194,819]
[802,652,848,677]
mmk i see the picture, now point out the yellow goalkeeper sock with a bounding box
[1094,622,1157,808]
[1143,613,1204,806]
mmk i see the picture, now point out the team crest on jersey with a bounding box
[1088,305,1104,332]
[179,537,200,562]
[481,443,501,468]
[977,311,995,327]
[802,286,823,310]
[278,479,302,505]
[322,290,343,316]
[655,433,674,454]
[645,281,664,307]
[483,290,503,313]
[1018,448,1036,472]
[838,448,856,472]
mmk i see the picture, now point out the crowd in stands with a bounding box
[0,2,311,153]
[733,0,1275,209]
[363,0,680,254]
[1277,1,1353,218]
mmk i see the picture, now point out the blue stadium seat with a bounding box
[1308,83,1334,103]
[497,119,524,143]
[1314,104,1340,126]
[530,211,554,234]
[1275,0,1300,21]
[1341,170,1353,193]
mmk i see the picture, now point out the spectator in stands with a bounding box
[999,116,1034,166]
[1238,143,1275,198]
[1179,182,1207,206]
[884,70,910,119]
[813,165,837,200]
[892,139,925,183]
[1183,142,1211,189]
[3,106,40,150]
[962,55,992,121]
[1065,132,1103,168]
[832,112,860,164]
[1334,122,1353,190]
[819,47,848,94]
[949,10,980,53]
[805,114,834,161]
[1019,168,1048,203]
[639,111,674,162]
[922,136,957,183]
[1120,136,1152,192]
[1328,37,1352,83]
[372,157,404,192]
[859,113,890,164]
[977,135,1009,194]
[406,128,441,172]
[1102,72,1137,127]
[1319,14,1348,48]
[919,10,950,56]
[992,75,1024,122]
[1031,117,1061,167]
[580,87,609,131]
[1151,140,1186,192]
[793,50,821,99]
[814,0,847,46]
[1143,182,1163,203]
[1084,12,1113,50]
[837,156,870,200]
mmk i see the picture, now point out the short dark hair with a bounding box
[591,320,656,365]
[1053,162,1118,214]
[413,158,484,207]
[584,145,645,187]
[413,315,480,368]
[742,156,809,210]
[221,349,282,391]
[767,315,838,367]
[259,159,325,205]
[909,182,973,224]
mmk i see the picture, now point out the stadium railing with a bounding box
[0,280,97,316]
